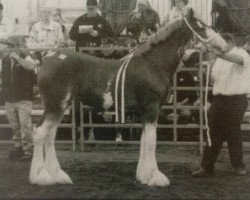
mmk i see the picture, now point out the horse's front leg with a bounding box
[44,115,72,184]
[136,121,170,186]
[29,116,55,185]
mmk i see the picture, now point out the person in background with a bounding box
[192,33,250,177]
[133,0,160,36]
[115,0,160,44]
[51,8,69,45]
[69,0,114,53]
[243,35,250,55]
[27,6,64,49]
[0,36,38,160]
[0,3,14,39]
[162,0,190,26]
[98,0,136,34]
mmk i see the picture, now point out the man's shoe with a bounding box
[192,168,214,177]
[235,168,247,176]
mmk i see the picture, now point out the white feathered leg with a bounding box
[29,121,55,185]
[136,123,170,186]
[44,122,72,184]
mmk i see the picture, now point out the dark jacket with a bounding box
[1,52,36,102]
[69,13,114,51]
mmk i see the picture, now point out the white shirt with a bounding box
[0,18,14,39]
[27,20,64,48]
[211,47,250,95]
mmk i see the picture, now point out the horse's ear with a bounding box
[186,8,194,21]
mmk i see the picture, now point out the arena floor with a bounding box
[0,144,250,200]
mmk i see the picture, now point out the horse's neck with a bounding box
[145,34,188,78]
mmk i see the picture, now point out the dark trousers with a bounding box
[201,94,248,171]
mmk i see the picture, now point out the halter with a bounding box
[183,17,217,45]
[115,52,134,123]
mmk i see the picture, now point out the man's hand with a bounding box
[207,46,223,56]
[90,30,98,37]
[9,52,19,60]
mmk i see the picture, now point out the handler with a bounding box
[192,33,250,177]
[0,36,38,160]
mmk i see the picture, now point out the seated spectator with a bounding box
[0,35,38,160]
[27,6,64,49]
[69,0,114,53]
[162,0,190,26]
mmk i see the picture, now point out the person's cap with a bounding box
[86,0,98,6]
[0,3,3,11]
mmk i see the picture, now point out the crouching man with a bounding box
[0,36,38,160]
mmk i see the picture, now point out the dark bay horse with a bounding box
[29,11,227,186]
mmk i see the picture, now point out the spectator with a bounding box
[162,0,190,26]
[192,33,250,177]
[0,36,38,160]
[51,8,69,44]
[0,3,14,39]
[133,0,160,36]
[243,35,250,55]
[27,6,64,49]
[115,0,160,44]
[69,0,114,52]
[98,0,136,33]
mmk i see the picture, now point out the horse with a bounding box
[29,10,227,187]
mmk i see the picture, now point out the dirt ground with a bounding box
[0,143,250,200]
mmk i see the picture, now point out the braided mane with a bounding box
[134,19,184,57]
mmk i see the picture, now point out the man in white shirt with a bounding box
[0,3,14,40]
[192,33,250,177]
[27,6,64,49]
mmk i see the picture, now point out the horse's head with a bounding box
[184,9,227,52]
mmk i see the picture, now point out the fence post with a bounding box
[199,50,204,155]
[71,100,76,151]
[173,71,178,143]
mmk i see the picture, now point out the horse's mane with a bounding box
[134,19,184,57]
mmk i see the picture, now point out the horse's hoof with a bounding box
[115,137,123,143]
[148,170,170,186]
[54,168,73,184]
[29,168,56,185]
[137,169,170,187]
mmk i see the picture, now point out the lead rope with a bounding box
[204,62,212,147]
[184,17,214,146]
[115,53,134,123]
